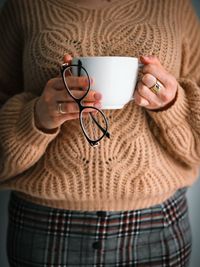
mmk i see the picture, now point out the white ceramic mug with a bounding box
[72,56,142,109]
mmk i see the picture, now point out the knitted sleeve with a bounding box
[0,0,59,181]
[147,0,200,167]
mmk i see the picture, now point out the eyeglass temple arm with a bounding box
[89,113,110,139]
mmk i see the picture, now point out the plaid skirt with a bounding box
[7,188,192,267]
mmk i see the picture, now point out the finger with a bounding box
[140,55,161,67]
[61,54,73,77]
[54,88,102,103]
[142,73,164,97]
[142,64,170,87]
[46,78,102,104]
[142,73,157,88]
[66,76,92,88]
[48,76,91,91]
[47,78,65,91]
[134,89,163,110]
[141,73,177,104]
[63,53,72,64]
[137,81,163,107]
[140,55,171,87]
[134,90,150,107]
[55,101,101,114]
[70,90,102,102]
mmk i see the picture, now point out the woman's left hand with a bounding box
[134,55,178,111]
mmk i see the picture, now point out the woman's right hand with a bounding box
[34,55,102,131]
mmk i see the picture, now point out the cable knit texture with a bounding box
[0,0,200,210]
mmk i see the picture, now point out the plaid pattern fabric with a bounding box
[7,188,192,267]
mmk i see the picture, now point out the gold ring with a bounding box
[57,102,67,114]
[149,80,161,95]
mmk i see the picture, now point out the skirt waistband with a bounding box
[9,188,188,236]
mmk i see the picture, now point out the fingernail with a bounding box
[140,99,149,106]
[140,55,148,59]
[94,92,102,101]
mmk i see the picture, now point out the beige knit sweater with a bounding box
[0,0,200,211]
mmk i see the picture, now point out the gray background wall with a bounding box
[0,0,200,266]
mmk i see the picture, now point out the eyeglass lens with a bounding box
[80,108,108,142]
[63,65,89,100]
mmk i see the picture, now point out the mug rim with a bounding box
[72,56,139,61]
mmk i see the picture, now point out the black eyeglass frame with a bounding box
[60,62,110,147]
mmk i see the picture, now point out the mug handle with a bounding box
[130,63,144,101]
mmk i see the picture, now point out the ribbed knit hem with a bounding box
[16,189,184,211]
[147,85,188,130]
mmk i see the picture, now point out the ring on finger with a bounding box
[57,102,67,114]
[149,80,162,95]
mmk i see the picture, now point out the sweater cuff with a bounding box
[16,98,60,147]
[147,85,189,130]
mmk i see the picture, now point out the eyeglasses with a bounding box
[61,60,110,147]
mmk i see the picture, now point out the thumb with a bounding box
[140,55,160,65]
[63,53,73,64]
